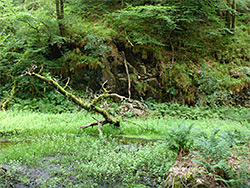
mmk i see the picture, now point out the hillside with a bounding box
[1,0,250,107]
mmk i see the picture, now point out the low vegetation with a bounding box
[1,104,249,187]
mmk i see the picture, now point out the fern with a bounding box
[165,122,194,152]
[193,127,237,182]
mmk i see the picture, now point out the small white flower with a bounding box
[196,179,203,184]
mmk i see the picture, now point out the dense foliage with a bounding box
[1,0,250,107]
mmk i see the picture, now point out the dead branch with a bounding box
[98,121,102,134]
[79,120,107,130]
[122,51,131,100]
[88,93,147,112]
[79,117,106,134]
[101,80,109,93]
[63,77,70,89]
[107,93,148,110]
[38,65,43,74]
[26,66,148,134]
[92,117,104,134]
[27,72,120,132]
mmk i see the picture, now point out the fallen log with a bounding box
[30,72,120,129]
[25,65,148,133]
[26,68,122,133]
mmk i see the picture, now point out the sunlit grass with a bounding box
[0,110,248,139]
[0,110,249,187]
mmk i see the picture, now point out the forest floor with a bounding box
[0,110,249,187]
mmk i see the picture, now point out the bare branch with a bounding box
[63,77,70,89]
[27,69,148,134]
[78,120,107,130]
[101,80,109,93]
[38,65,44,74]
[122,51,131,100]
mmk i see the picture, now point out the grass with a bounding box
[0,109,249,187]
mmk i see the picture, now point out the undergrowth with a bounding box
[145,99,250,122]
[0,108,249,187]
[7,95,250,126]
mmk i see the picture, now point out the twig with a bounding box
[0,167,7,173]
[108,93,148,110]
[125,31,134,47]
[38,65,43,74]
[239,120,243,126]
[63,77,70,89]
[22,64,37,77]
[101,80,109,93]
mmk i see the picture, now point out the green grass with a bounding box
[1,109,248,139]
[0,110,249,187]
[0,110,176,187]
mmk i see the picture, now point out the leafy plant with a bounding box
[84,34,111,58]
[165,123,194,152]
[192,126,250,187]
[220,129,249,146]
[193,128,231,172]
[192,127,247,187]
[10,91,78,113]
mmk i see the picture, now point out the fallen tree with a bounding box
[25,66,147,134]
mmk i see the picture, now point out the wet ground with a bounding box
[0,136,163,188]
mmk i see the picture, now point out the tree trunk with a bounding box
[60,0,64,19]
[55,0,65,36]
[55,0,60,21]
[231,0,236,30]
[121,0,124,8]
[226,0,231,29]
